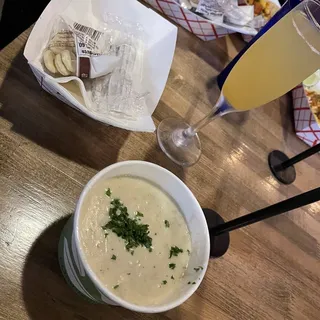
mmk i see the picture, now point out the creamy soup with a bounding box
[79,176,192,306]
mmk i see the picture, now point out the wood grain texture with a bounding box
[0,21,320,320]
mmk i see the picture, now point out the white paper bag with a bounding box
[24,0,177,132]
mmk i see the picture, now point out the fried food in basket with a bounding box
[306,91,320,124]
[246,0,279,20]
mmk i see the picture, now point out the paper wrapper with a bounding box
[143,0,280,41]
[24,0,177,132]
[292,84,320,147]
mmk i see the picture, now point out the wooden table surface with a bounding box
[1,20,320,320]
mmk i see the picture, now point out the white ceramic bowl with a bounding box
[58,161,210,313]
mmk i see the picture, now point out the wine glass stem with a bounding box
[184,94,226,138]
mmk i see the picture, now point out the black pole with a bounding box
[275,144,320,171]
[210,186,320,236]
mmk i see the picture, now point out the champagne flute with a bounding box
[157,0,320,166]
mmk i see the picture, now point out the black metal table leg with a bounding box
[268,144,320,184]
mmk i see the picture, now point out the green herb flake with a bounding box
[188,281,191,284]
[164,220,170,228]
[187,249,191,255]
[136,211,144,218]
[169,246,183,258]
[194,266,203,272]
[162,280,167,285]
[101,198,152,252]
[169,263,176,270]
[105,188,112,197]
[111,254,117,260]
[192,282,196,285]
[131,251,134,256]
[113,285,119,289]
[171,275,175,280]
[149,248,153,253]
[127,273,131,275]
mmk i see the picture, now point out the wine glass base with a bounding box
[157,118,201,167]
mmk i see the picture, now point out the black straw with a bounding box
[275,144,320,171]
[210,187,320,236]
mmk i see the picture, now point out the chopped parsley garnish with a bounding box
[188,281,191,284]
[102,198,152,251]
[111,254,117,260]
[194,266,203,272]
[113,285,119,289]
[136,211,144,217]
[131,251,134,256]
[164,220,170,228]
[105,188,111,197]
[187,249,191,255]
[169,263,176,269]
[171,275,175,280]
[169,246,183,258]
[149,248,153,252]
[192,282,196,285]
[162,280,167,285]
